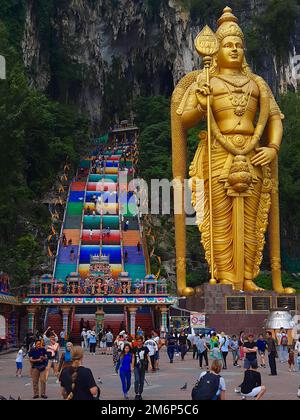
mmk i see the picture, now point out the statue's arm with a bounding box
[252,81,282,167]
[267,114,283,152]
[181,85,205,130]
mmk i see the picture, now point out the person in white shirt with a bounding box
[152,331,161,370]
[60,330,66,348]
[277,328,288,363]
[16,347,25,377]
[81,328,88,349]
[145,335,158,372]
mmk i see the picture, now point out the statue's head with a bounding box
[216,7,245,70]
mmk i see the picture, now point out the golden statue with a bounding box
[172,6,295,296]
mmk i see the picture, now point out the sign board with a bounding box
[190,313,206,328]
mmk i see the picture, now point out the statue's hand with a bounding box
[251,147,277,167]
[195,82,213,111]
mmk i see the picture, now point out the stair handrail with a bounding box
[53,183,72,280]
[76,163,90,272]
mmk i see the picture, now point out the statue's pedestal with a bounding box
[181,284,299,335]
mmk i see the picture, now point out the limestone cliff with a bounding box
[22,0,300,127]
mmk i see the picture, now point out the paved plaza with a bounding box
[0,348,299,400]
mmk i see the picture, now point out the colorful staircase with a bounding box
[53,160,90,282]
[53,145,148,287]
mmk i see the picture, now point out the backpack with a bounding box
[281,335,288,347]
[191,373,221,401]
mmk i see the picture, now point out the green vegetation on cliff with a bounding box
[0,20,89,287]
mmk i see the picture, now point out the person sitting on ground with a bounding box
[60,347,99,400]
[240,361,266,400]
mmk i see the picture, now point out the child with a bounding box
[16,346,25,377]
[288,348,296,372]
[212,342,222,361]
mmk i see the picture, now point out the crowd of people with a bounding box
[16,319,300,400]
[14,324,300,401]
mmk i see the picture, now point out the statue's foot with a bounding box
[274,287,296,295]
[244,281,265,292]
[220,280,233,285]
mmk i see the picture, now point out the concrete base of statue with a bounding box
[180,283,299,336]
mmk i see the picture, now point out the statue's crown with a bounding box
[216,6,244,42]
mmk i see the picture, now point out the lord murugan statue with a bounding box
[172,7,295,296]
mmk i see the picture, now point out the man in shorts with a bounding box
[106,330,114,355]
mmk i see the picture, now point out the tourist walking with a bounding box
[219,332,230,370]
[288,348,296,372]
[277,328,288,363]
[191,334,198,360]
[106,330,114,355]
[59,329,66,348]
[60,347,99,400]
[239,331,245,361]
[256,334,267,368]
[89,331,97,355]
[132,336,150,400]
[196,334,209,369]
[58,342,73,379]
[116,343,133,399]
[81,328,88,349]
[178,331,188,361]
[29,339,48,399]
[240,362,266,400]
[15,346,26,378]
[243,334,258,369]
[229,335,240,367]
[145,335,158,372]
[266,331,278,376]
[166,332,177,363]
[153,331,161,370]
[45,334,60,381]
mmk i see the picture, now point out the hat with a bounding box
[91,331,96,336]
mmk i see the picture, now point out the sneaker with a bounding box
[170,360,173,364]
[124,394,129,400]
[33,395,39,399]
[234,388,241,394]
[135,394,140,400]
[41,395,48,399]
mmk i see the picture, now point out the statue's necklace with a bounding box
[218,77,252,117]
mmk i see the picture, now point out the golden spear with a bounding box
[194,26,219,285]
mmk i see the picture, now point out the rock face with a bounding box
[22,0,300,127]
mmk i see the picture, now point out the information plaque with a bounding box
[226,296,246,311]
[252,296,271,311]
[277,297,296,311]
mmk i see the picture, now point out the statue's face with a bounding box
[218,36,244,69]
